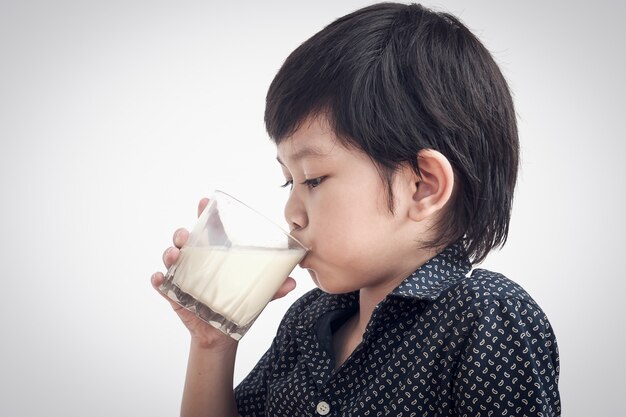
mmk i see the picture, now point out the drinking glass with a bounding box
[159,190,307,340]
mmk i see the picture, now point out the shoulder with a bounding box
[449,268,559,350]
[453,267,539,311]
[451,270,562,414]
[442,268,557,335]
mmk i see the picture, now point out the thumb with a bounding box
[197,198,210,218]
[271,276,297,300]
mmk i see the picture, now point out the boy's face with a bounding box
[277,116,427,294]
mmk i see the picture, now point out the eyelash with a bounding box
[280,176,326,190]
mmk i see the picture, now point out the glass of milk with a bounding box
[159,190,308,340]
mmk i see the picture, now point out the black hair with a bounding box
[265,2,519,264]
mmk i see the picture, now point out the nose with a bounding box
[284,190,308,233]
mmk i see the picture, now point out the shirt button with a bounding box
[316,400,330,415]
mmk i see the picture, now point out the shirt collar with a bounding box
[389,241,472,300]
[297,242,471,327]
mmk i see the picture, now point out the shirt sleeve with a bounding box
[453,298,561,416]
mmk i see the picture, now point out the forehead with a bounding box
[276,116,342,166]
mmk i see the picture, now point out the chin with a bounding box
[307,269,355,295]
[305,268,319,286]
[323,285,357,295]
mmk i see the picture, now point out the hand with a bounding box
[151,198,297,349]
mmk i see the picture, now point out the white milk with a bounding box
[172,246,306,326]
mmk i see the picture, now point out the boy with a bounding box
[152,3,561,416]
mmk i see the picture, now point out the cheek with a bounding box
[308,178,392,259]
[314,204,384,263]
[313,195,361,239]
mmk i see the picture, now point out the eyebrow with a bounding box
[276,146,330,166]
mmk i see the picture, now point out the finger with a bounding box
[271,276,297,300]
[162,246,180,269]
[197,198,210,218]
[151,271,165,288]
[173,228,189,248]
[151,272,185,311]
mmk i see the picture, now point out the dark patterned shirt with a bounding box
[235,244,561,416]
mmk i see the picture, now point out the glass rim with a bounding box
[214,189,309,252]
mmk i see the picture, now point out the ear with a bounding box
[407,149,455,222]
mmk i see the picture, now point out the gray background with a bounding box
[1,0,624,415]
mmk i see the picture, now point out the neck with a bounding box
[353,283,399,333]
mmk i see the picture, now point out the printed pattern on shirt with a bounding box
[234,243,561,416]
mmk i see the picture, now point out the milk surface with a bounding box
[172,246,306,326]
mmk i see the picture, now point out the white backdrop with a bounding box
[1,1,624,416]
